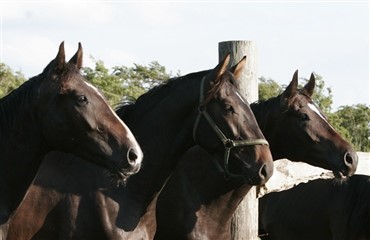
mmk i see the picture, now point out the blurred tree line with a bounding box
[1,61,369,151]
[0,63,26,97]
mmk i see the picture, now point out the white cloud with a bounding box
[1,2,368,108]
[2,2,114,26]
[83,46,141,71]
[126,3,183,27]
[2,33,96,77]
[2,35,56,76]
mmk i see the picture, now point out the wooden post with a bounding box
[218,41,259,240]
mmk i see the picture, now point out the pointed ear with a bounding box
[55,41,66,71]
[205,53,231,92]
[229,56,246,80]
[280,70,298,108]
[283,70,298,98]
[303,72,315,97]
[68,42,83,69]
[214,53,230,79]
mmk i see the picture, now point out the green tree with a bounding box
[0,63,26,98]
[112,61,172,100]
[82,60,127,106]
[329,104,370,152]
[82,59,173,106]
[258,76,283,101]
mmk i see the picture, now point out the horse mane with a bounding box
[0,60,79,143]
[115,78,177,118]
[250,95,281,132]
[0,75,43,142]
[116,70,210,117]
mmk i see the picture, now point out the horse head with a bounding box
[193,54,273,185]
[36,42,143,182]
[268,70,357,178]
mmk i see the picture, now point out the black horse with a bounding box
[259,174,370,240]
[154,70,358,239]
[5,54,273,240]
[0,42,142,237]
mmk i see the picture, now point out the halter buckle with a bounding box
[198,105,206,113]
[224,139,234,149]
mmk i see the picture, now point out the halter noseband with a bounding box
[193,76,269,179]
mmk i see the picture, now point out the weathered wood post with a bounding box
[218,40,259,240]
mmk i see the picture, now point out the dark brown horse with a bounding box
[0,42,142,237]
[250,70,357,177]
[5,54,273,240]
[259,174,370,240]
[154,70,358,239]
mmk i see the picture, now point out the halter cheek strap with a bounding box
[193,76,269,179]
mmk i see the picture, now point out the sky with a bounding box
[1,1,369,110]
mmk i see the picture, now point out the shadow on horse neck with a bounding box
[155,146,256,240]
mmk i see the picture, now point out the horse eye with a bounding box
[225,104,234,113]
[298,113,309,121]
[77,95,88,105]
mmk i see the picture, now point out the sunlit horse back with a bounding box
[0,42,142,226]
[251,70,357,177]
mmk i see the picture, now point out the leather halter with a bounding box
[193,76,269,179]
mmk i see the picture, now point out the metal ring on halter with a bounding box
[193,76,269,180]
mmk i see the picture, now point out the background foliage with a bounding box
[0,63,26,97]
[1,61,368,151]
[82,59,173,107]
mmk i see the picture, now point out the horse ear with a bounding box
[215,53,230,79]
[303,73,315,97]
[55,41,66,71]
[230,56,246,80]
[206,53,230,90]
[283,70,298,98]
[280,70,298,108]
[68,42,83,69]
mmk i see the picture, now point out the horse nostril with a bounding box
[127,148,138,164]
[259,164,268,181]
[344,152,354,167]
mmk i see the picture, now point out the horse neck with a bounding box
[195,148,249,210]
[0,77,47,207]
[195,174,252,225]
[119,75,203,207]
[158,147,252,231]
[250,96,281,137]
[250,96,282,159]
[195,158,252,223]
[209,184,253,223]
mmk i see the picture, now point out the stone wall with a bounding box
[259,152,370,197]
